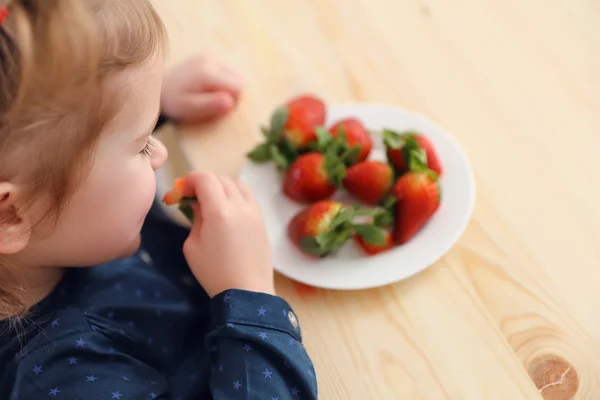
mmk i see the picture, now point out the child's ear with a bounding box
[0,183,31,254]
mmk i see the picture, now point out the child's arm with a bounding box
[207,290,317,399]
[181,172,318,399]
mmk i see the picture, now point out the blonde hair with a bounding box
[0,0,167,317]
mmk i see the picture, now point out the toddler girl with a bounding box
[0,1,317,399]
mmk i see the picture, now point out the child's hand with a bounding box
[161,54,245,123]
[182,172,275,297]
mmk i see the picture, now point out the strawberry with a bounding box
[284,95,326,149]
[288,201,352,257]
[390,170,441,244]
[288,201,387,257]
[162,177,195,223]
[355,227,394,255]
[162,178,185,205]
[329,118,373,164]
[283,152,345,203]
[383,129,443,175]
[343,160,394,204]
[247,95,326,170]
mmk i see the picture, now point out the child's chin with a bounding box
[118,235,142,259]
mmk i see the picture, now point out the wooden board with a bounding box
[152,0,600,398]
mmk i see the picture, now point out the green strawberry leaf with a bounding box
[422,168,439,181]
[260,126,272,138]
[354,224,387,246]
[350,206,380,217]
[374,210,394,227]
[314,126,333,152]
[269,106,289,140]
[247,143,272,163]
[279,139,299,163]
[300,236,327,257]
[340,144,361,165]
[407,147,428,172]
[330,207,354,229]
[329,230,352,252]
[269,144,289,171]
[324,154,346,186]
[382,195,397,211]
[382,129,406,149]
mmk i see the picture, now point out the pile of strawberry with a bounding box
[247,94,443,258]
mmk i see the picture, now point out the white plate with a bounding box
[240,103,475,290]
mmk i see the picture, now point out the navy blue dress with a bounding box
[0,194,318,399]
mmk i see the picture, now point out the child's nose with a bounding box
[151,139,168,171]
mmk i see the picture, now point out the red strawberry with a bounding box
[391,171,441,244]
[284,95,326,149]
[162,178,186,205]
[383,130,443,175]
[329,118,373,164]
[343,161,394,205]
[288,201,354,257]
[248,95,326,170]
[162,177,196,223]
[355,227,394,255]
[283,152,345,203]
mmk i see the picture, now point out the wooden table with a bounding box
[153,1,600,398]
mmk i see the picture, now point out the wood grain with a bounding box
[152,0,600,398]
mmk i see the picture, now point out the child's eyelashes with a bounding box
[140,138,156,159]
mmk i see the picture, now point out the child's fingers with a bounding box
[183,92,234,121]
[236,180,255,202]
[218,175,241,200]
[205,67,245,96]
[184,172,226,214]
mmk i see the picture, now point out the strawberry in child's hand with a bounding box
[247,95,326,170]
[391,170,441,244]
[383,129,443,175]
[162,178,196,223]
[343,160,394,205]
[283,152,345,203]
[329,118,372,164]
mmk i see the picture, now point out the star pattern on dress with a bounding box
[272,398,280,400]
[218,365,224,373]
[233,381,242,390]
[49,388,60,396]
[111,391,122,399]
[86,375,97,382]
[149,392,158,399]
[223,293,232,303]
[258,332,268,340]
[50,319,59,328]
[257,307,267,316]
[226,323,235,328]
[32,365,43,375]
[288,338,296,346]
[282,309,288,317]
[262,368,273,379]
[67,357,78,365]
[75,338,86,347]
[291,387,300,396]
[242,344,253,353]
[121,376,130,381]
